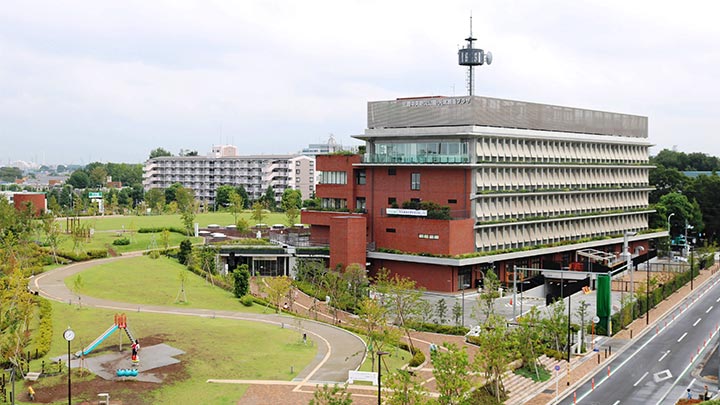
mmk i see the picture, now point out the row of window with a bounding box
[475,137,648,164]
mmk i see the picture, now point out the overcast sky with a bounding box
[1,0,718,166]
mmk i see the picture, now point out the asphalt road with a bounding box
[559,274,720,405]
[33,255,366,384]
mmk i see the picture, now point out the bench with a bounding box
[98,393,110,405]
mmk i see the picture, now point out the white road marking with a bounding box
[716,297,720,302]
[678,332,688,342]
[693,318,702,327]
[612,400,620,405]
[707,306,714,313]
[658,351,670,362]
[633,371,649,386]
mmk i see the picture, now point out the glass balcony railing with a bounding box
[363,154,470,164]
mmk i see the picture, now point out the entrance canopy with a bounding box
[576,248,616,265]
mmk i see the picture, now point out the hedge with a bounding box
[34,298,53,358]
[408,321,469,336]
[55,249,108,262]
[138,226,187,235]
[112,237,131,246]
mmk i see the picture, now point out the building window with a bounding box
[321,198,347,210]
[296,161,300,166]
[386,228,396,233]
[411,173,420,190]
[448,199,457,204]
[356,197,366,211]
[388,168,396,176]
[356,170,366,185]
[320,171,347,184]
[296,169,301,174]
[419,234,440,240]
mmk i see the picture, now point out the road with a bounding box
[558,274,720,405]
[33,254,366,384]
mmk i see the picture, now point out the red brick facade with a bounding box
[329,215,367,270]
[13,193,46,216]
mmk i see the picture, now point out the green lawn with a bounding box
[62,211,291,232]
[65,255,271,313]
[56,230,203,254]
[23,302,316,404]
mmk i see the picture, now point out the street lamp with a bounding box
[667,213,675,259]
[377,351,389,405]
[63,327,75,405]
[461,283,470,327]
[624,231,637,318]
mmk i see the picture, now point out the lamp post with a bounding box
[63,327,75,405]
[377,351,389,405]
[461,283,470,327]
[512,265,517,320]
[667,213,675,259]
[646,262,650,325]
[624,231,637,318]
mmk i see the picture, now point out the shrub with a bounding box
[233,265,251,298]
[112,237,131,246]
[409,349,426,367]
[138,226,186,235]
[240,295,254,307]
[56,249,108,262]
[33,298,53,358]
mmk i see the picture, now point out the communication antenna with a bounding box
[458,15,492,96]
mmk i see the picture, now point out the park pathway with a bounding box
[32,254,366,385]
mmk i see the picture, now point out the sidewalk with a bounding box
[521,263,720,405]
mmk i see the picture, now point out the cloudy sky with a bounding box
[1,0,718,166]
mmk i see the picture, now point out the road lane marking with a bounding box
[658,351,670,362]
[612,400,620,405]
[707,306,714,313]
[693,318,702,327]
[716,297,720,302]
[678,332,688,342]
[634,371,648,386]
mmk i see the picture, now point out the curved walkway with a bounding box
[33,254,366,385]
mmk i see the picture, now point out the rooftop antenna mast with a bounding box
[458,15,492,96]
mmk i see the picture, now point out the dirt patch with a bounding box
[31,334,188,404]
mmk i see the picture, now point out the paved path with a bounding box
[32,254,366,385]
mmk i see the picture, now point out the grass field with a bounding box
[64,255,271,313]
[55,230,203,254]
[63,211,291,232]
[24,302,316,404]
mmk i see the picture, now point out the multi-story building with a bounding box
[143,149,316,207]
[301,95,664,292]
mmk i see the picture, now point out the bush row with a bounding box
[408,321,469,336]
[112,237,131,246]
[55,249,108,262]
[138,226,187,235]
[34,298,53,358]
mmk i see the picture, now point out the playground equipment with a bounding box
[75,313,136,358]
[116,369,138,377]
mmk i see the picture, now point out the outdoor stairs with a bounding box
[504,355,568,405]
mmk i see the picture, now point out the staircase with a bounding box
[504,355,568,405]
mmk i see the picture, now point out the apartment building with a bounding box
[301,95,664,292]
[143,149,316,207]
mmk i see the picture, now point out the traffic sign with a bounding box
[592,316,600,324]
[555,365,560,371]
[89,192,103,199]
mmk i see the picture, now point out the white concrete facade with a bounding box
[143,154,316,207]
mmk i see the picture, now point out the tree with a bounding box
[229,190,245,223]
[41,211,62,264]
[175,186,197,235]
[354,297,398,372]
[435,298,448,324]
[88,165,108,188]
[261,186,277,211]
[323,269,349,324]
[431,343,473,405]
[343,264,368,310]
[655,192,703,235]
[72,274,84,308]
[161,229,171,249]
[374,268,424,352]
[144,188,165,214]
[149,147,173,159]
[235,185,250,208]
[251,202,266,224]
[474,314,512,401]
[514,306,544,381]
[67,170,90,189]
[383,369,429,405]
[452,300,463,326]
[178,239,193,265]
[215,185,236,209]
[478,268,501,320]
[576,300,591,351]
[233,264,251,298]
[264,276,293,313]
[542,299,568,353]
[282,188,303,211]
[285,207,300,227]
[309,384,353,405]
